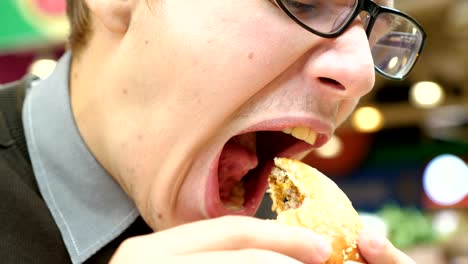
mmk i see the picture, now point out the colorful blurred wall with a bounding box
[0,0,67,84]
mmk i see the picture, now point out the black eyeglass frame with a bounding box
[275,0,427,80]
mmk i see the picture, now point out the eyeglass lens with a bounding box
[369,13,423,79]
[281,0,357,34]
[279,0,424,79]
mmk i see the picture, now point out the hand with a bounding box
[346,229,416,264]
[110,215,332,264]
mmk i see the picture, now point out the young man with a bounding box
[0,0,425,263]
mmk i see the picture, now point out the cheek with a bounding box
[144,1,308,117]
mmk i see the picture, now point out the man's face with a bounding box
[106,0,376,229]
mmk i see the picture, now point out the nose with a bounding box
[304,21,375,99]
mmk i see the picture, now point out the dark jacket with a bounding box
[0,77,151,264]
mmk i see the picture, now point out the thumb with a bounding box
[355,229,415,264]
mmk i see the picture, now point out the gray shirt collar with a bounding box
[22,52,139,264]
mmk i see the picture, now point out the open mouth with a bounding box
[206,126,328,218]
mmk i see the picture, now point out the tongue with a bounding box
[218,142,258,201]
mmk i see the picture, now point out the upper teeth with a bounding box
[283,127,317,145]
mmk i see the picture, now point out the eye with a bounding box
[282,0,320,15]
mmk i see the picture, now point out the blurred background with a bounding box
[0,0,467,263]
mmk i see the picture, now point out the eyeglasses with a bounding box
[274,0,426,80]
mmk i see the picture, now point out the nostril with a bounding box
[319,77,339,85]
[318,77,345,90]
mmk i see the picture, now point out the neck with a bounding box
[69,31,117,175]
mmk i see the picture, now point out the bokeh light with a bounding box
[29,59,56,79]
[352,106,384,133]
[423,154,468,206]
[410,81,445,108]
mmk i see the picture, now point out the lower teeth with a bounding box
[224,181,245,210]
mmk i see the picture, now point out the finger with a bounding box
[357,229,416,264]
[123,216,331,263]
[165,249,304,264]
[112,248,303,264]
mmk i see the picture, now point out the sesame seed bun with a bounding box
[268,157,366,264]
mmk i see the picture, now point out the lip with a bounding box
[204,116,334,218]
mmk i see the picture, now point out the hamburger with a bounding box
[268,157,365,264]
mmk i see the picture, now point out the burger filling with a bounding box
[268,166,304,213]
